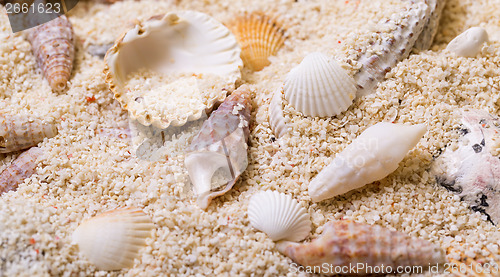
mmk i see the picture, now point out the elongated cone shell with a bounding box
[0,114,58,153]
[309,123,426,202]
[248,190,311,242]
[0,147,43,195]
[413,0,447,50]
[27,15,75,92]
[277,220,446,274]
[72,207,154,271]
[228,12,286,71]
[354,1,430,97]
[284,52,356,117]
[268,87,290,138]
[185,85,252,210]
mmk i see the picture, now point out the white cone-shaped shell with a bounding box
[446,27,489,57]
[309,123,427,202]
[72,207,154,271]
[284,52,356,117]
[248,190,311,242]
[105,11,243,129]
[268,87,290,138]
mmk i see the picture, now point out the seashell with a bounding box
[433,110,500,224]
[0,114,58,153]
[185,85,252,210]
[0,147,43,195]
[268,87,290,138]
[446,27,489,57]
[309,122,426,202]
[72,207,154,271]
[276,220,446,273]
[284,52,356,117]
[248,190,311,242]
[227,12,286,71]
[104,11,243,129]
[27,15,75,92]
[413,0,447,50]
[448,247,497,277]
[354,1,430,97]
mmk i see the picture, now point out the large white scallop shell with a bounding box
[72,207,154,271]
[268,87,290,138]
[284,52,356,117]
[309,123,427,202]
[248,190,311,242]
[104,11,243,129]
[446,27,489,57]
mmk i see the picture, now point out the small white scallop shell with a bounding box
[72,207,154,271]
[284,52,356,117]
[308,123,426,202]
[446,27,489,57]
[268,87,290,138]
[248,190,311,242]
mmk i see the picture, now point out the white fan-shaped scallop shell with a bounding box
[268,87,290,138]
[284,52,356,117]
[248,190,311,242]
[104,11,243,129]
[72,207,154,271]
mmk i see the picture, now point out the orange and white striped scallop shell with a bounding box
[27,15,75,92]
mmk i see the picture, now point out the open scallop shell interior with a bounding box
[104,11,243,129]
[72,207,154,271]
[227,12,286,71]
[284,52,356,117]
[248,190,311,242]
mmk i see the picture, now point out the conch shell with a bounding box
[0,114,58,153]
[27,15,75,92]
[185,85,252,209]
[309,122,426,202]
[277,220,446,274]
[0,147,43,195]
[354,0,431,97]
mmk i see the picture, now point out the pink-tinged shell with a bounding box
[189,85,252,151]
[0,114,58,153]
[276,220,446,274]
[0,147,43,195]
[186,85,252,209]
[27,15,75,92]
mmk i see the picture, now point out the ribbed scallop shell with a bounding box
[0,114,58,153]
[277,220,446,273]
[268,87,290,138]
[248,190,311,242]
[309,123,426,202]
[0,147,43,195]
[104,11,243,129]
[27,15,75,92]
[72,207,154,271]
[185,85,252,210]
[284,52,356,117]
[228,12,286,71]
